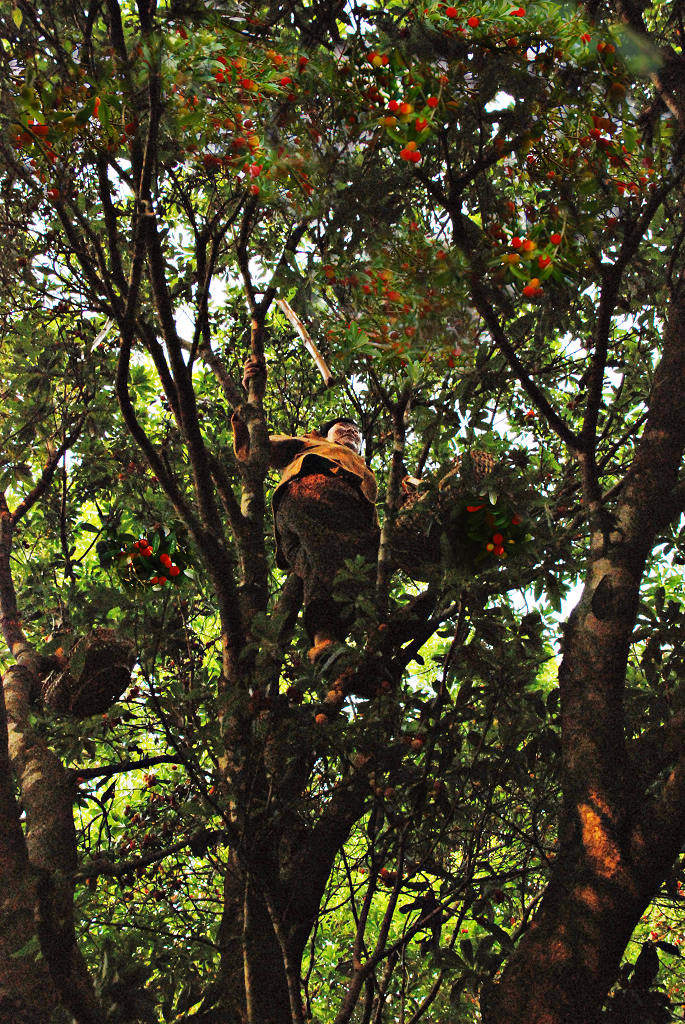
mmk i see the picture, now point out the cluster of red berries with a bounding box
[132,537,153,557]
[128,537,181,585]
[150,553,181,585]
[461,501,526,562]
[499,231,564,298]
[483,528,517,557]
[522,277,543,298]
[399,140,422,163]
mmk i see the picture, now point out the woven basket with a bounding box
[42,628,135,718]
[437,450,497,495]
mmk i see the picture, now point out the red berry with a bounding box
[427,96,439,108]
[160,553,172,568]
[168,565,181,577]
[445,6,458,16]
[550,232,562,244]
[538,255,551,268]
[46,188,60,201]
[467,15,480,27]
[388,99,400,112]
[512,236,523,249]
[157,576,168,585]
[492,533,504,544]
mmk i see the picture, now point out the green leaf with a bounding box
[98,98,110,132]
[10,934,41,959]
[75,98,96,126]
[12,7,23,27]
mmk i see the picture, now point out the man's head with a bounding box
[320,417,362,453]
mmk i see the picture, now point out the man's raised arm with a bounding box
[232,357,306,467]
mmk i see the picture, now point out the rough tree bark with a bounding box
[0,675,58,1024]
[0,497,107,1024]
[481,287,685,1023]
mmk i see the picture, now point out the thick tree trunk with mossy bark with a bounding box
[0,685,58,1024]
[481,835,669,1024]
[216,772,370,1024]
[482,292,685,1023]
[217,854,293,1024]
[0,505,108,1024]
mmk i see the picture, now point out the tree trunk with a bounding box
[217,854,293,1024]
[483,290,685,1024]
[481,850,648,1024]
[0,681,58,1023]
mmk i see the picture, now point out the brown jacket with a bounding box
[269,434,379,568]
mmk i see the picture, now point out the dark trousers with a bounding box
[275,473,379,640]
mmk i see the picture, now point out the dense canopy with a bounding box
[0,1,683,1022]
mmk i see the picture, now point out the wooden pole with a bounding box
[276,298,335,386]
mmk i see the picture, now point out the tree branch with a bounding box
[449,213,582,451]
[11,414,87,526]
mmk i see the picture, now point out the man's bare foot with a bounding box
[308,636,335,664]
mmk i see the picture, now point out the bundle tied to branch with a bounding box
[392,450,501,579]
[41,628,136,718]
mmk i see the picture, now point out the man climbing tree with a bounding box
[234,355,379,661]
[1,1,684,1023]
